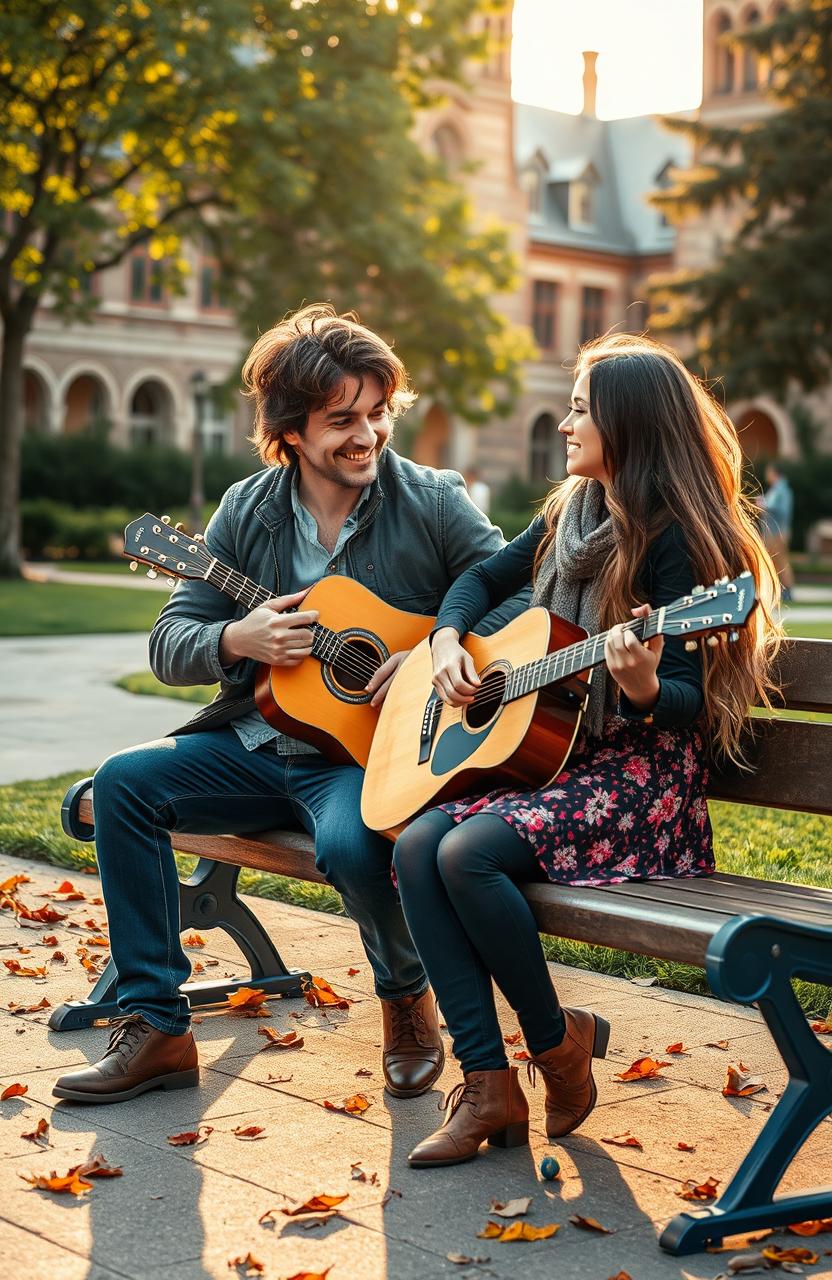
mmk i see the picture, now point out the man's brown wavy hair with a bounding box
[535,332,783,764]
[243,303,417,465]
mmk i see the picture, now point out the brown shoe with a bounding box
[409,1066,529,1168]
[52,1014,198,1104]
[526,1006,610,1139]
[381,989,445,1098]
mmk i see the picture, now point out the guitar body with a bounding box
[361,607,591,832]
[254,576,436,767]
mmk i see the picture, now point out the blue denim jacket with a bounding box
[149,450,530,736]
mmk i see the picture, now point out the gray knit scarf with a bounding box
[531,480,615,738]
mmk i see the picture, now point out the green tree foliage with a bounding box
[0,0,529,575]
[649,0,832,401]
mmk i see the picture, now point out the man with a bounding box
[758,461,795,603]
[54,304,526,1105]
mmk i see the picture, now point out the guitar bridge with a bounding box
[418,693,442,765]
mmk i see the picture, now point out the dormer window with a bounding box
[520,148,550,219]
[572,179,594,229]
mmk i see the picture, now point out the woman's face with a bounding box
[558,366,610,485]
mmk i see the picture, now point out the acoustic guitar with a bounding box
[123,513,435,767]
[361,572,758,831]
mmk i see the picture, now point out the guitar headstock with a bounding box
[122,514,210,582]
[661,571,757,649]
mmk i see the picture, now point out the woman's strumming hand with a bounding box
[431,627,481,707]
[604,602,664,712]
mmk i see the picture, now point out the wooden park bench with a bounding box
[55,638,832,1256]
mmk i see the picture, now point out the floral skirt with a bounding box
[439,715,714,887]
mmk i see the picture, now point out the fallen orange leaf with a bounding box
[810,1017,832,1035]
[513,1050,530,1061]
[1,1082,28,1100]
[21,1169,93,1196]
[677,1176,720,1202]
[184,932,206,948]
[286,1271,332,1280]
[722,1065,767,1098]
[225,987,268,1010]
[74,1155,123,1178]
[257,1027,304,1051]
[676,1141,696,1152]
[233,1126,266,1140]
[322,1093,371,1115]
[615,1056,671,1082]
[3,959,47,978]
[607,1273,633,1280]
[228,1253,265,1276]
[347,967,360,976]
[665,1043,687,1054]
[40,934,58,945]
[84,935,110,947]
[569,1214,613,1233]
[601,1132,643,1150]
[788,1218,832,1236]
[503,1030,523,1045]
[0,874,30,893]
[302,975,351,1010]
[276,1193,349,1217]
[192,961,205,975]
[8,997,50,1015]
[21,1118,50,1146]
[477,1220,559,1242]
[167,1126,213,1146]
[705,1040,729,1050]
[763,1245,819,1264]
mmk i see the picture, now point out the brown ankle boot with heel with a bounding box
[526,1006,610,1138]
[408,1065,529,1168]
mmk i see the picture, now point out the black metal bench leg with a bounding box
[50,858,310,1032]
[661,916,832,1255]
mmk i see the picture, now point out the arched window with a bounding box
[529,413,565,484]
[431,123,464,171]
[63,374,110,435]
[129,380,173,448]
[713,13,734,94]
[742,8,762,90]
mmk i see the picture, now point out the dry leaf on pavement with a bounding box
[569,1214,613,1233]
[788,1218,832,1235]
[270,1193,349,1218]
[233,1126,266,1140]
[601,1132,643,1150]
[1,1082,28,1100]
[615,1056,671,1081]
[706,1040,729,1050]
[490,1196,532,1217]
[763,1244,820,1264]
[503,1030,523,1045]
[321,1093,371,1115]
[225,987,268,1011]
[810,1017,832,1035]
[722,1065,767,1098]
[665,1043,688,1054]
[22,1168,93,1196]
[677,1176,720,1202]
[257,1028,304,1051]
[184,932,206,947]
[3,959,47,978]
[21,1118,50,1146]
[478,1220,559,1242]
[228,1253,265,1276]
[167,1126,213,1146]
[302,975,351,1010]
[676,1141,696,1152]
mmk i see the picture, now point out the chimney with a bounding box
[582,50,598,118]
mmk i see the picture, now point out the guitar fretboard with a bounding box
[503,612,658,702]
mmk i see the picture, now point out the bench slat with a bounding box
[708,718,832,815]
[774,638,832,712]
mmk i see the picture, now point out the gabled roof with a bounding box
[514,101,691,255]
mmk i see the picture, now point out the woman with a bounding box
[392,333,781,1169]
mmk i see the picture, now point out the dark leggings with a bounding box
[393,810,566,1074]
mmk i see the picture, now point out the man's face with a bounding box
[283,374,392,491]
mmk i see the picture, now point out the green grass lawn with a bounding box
[0,579,164,635]
[37,560,130,575]
[115,670,218,703]
[1,768,829,1017]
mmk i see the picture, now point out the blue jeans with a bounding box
[92,728,427,1035]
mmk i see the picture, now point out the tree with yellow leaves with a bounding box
[0,0,529,576]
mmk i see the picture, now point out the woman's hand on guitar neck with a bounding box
[219,588,319,668]
[605,602,663,713]
[431,627,482,707]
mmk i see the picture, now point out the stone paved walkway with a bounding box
[1,853,830,1280]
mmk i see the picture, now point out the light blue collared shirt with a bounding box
[230,472,372,754]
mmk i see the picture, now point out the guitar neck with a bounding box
[503,611,660,702]
[203,558,349,667]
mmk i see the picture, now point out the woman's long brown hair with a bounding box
[535,332,783,763]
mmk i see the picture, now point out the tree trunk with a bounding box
[0,311,29,578]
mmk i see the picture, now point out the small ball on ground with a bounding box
[540,1155,560,1180]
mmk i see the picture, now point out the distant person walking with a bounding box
[758,463,794,602]
[465,467,491,515]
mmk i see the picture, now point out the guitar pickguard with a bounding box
[430,717,500,776]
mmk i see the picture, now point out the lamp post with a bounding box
[189,369,209,534]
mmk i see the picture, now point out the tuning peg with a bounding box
[193,534,204,543]
[174,522,186,532]
[128,561,138,572]
[707,635,719,647]
[692,584,705,595]
[161,514,171,525]
[728,630,739,643]
[716,576,729,585]
[684,640,698,652]
[146,569,158,580]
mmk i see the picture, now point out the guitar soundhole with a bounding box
[464,668,506,730]
[330,638,381,694]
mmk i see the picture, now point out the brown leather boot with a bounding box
[409,1066,529,1168]
[526,1006,610,1139]
[381,989,445,1098]
[52,1014,198,1104]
